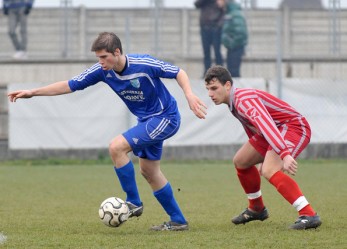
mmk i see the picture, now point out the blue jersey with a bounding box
[68,54,180,121]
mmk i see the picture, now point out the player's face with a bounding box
[95,49,118,70]
[205,79,231,105]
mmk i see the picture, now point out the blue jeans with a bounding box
[226,46,245,78]
[200,25,224,75]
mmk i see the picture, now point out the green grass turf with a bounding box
[0,159,346,249]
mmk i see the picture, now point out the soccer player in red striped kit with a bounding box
[204,65,321,230]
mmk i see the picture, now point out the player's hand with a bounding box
[186,93,207,119]
[8,90,33,102]
[282,155,298,176]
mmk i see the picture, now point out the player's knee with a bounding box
[261,167,280,180]
[233,154,246,168]
[108,138,125,158]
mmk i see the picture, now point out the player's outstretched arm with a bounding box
[8,80,72,102]
[176,69,207,119]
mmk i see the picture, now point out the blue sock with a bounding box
[153,182,187,224]
[114,161,141,206]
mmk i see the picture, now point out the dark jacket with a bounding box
[194,0,225,27]
[3,0,34,15]
[222,1,248,50]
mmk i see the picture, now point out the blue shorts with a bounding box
[123,114,180,160]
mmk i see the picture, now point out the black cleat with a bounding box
[290,214,322,230]
[126,202,143,218]
[232,208,269,225]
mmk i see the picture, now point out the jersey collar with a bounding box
[229,85,236,111]
[114,55,129,75]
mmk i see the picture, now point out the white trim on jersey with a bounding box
[129,57,178,73]
[292,117,307,158]
[114,72,156,88]
[71,63,100,81]
[141,108,164,120]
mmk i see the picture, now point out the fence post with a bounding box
[60,0,72,58]
[181,8,189,58]
[276,10,283,99]
[79,5,86,59]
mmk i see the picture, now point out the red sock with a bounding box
[269,171,315,216]
[236,166,264,212]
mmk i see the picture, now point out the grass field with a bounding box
[0,159,346,249]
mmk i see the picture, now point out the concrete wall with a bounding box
[0,7,346,79]
[0,83,7,140]
[0,7,346,59]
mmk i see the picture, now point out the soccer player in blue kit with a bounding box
[8,32,207,231]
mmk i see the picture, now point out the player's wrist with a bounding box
[280,151,291,160]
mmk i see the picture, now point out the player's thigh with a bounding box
[124,116,179,146]
[233,141,264,169]
[123,115,180,160]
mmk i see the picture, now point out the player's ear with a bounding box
[111,49,118,56]
[225,81,232,90]
[114,48,122,55]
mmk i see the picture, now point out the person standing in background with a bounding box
[222,0,248,77]
[3,0,34,60]
[194,0,225,76]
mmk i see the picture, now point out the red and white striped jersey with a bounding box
[229,87,303,158]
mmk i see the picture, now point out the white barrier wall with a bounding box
[272,79,347,143]
[8,78,347,149]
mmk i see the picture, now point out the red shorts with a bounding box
[249,117,311,159]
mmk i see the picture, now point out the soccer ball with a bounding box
[98,197,129,227]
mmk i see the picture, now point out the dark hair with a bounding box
[91,32,123,54]
[204,65,233,86]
